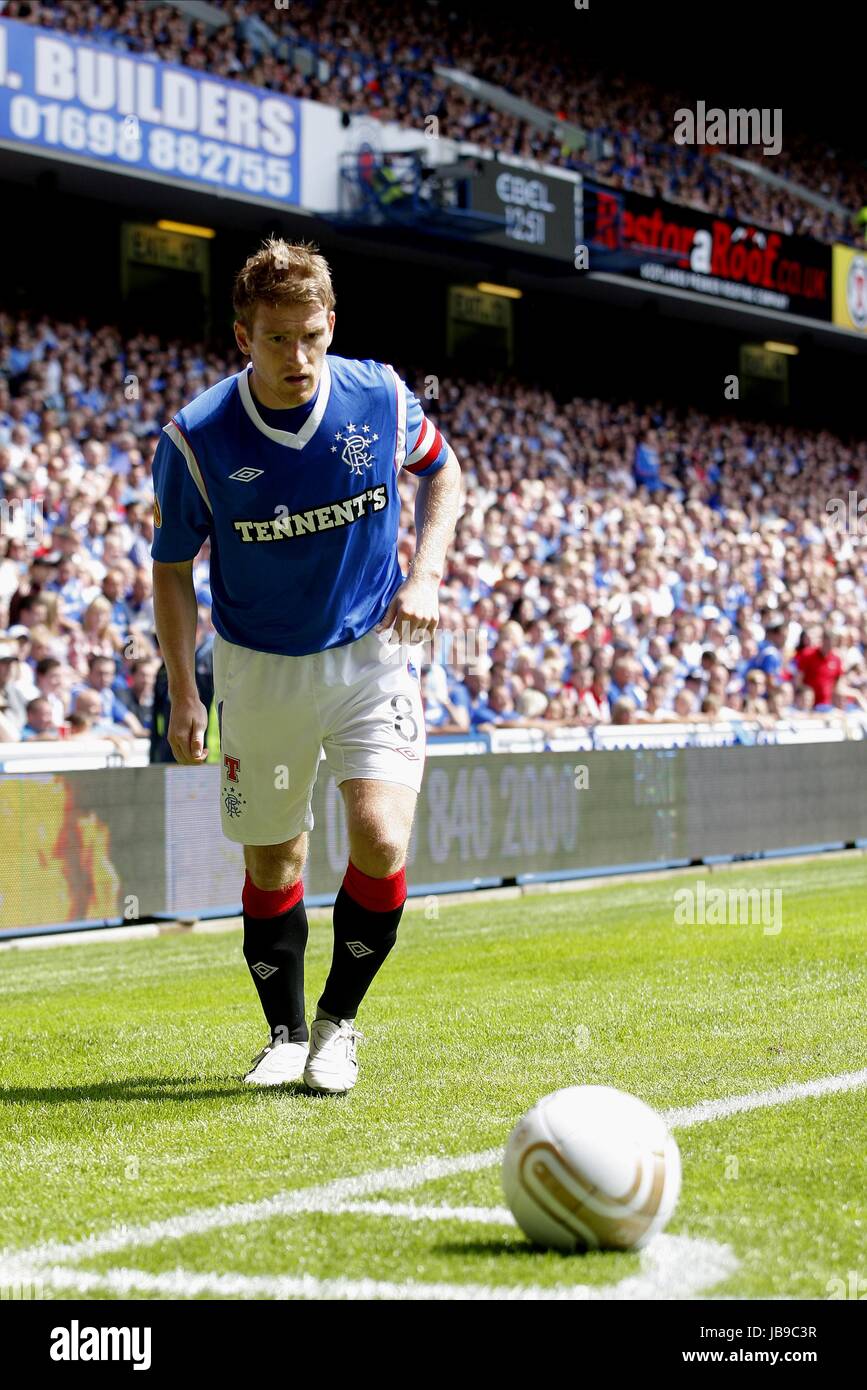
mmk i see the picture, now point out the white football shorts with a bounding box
[212,627,427,845]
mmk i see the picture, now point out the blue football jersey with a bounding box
[150,355,449,656]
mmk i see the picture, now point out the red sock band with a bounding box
[242,870,304,919]
[343,860,407,913]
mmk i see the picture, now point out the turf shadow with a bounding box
[0,1075,319,1104]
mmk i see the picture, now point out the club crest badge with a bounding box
[333,421,378,475]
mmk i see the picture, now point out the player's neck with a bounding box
[248,365,318,412]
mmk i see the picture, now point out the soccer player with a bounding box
[151,240,462,1093]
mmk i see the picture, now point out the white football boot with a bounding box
[243,1038,309,1086]
[303,1018,365,1094]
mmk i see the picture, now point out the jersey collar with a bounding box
[237,358,332,449]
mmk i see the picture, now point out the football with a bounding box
[502,1085,682,1251]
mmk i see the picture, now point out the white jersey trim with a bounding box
[383,364,407,471]
[237,359,332,449]
[163,420,212,513]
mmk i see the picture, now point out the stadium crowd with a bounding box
[1,307,866,750]
[5,0,865,248]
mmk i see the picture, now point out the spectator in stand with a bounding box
[71,655,147,737]
[694,693,717,722]
[9,590,49,631]
[742,671,769,717]
[100,568,132,631]
[608,654,647,709]
[444,659,474,728]
[761,687,793,727]
[20,696,59,740]
[421,666,470,734]
[517,688,549,722]
[747,617,789,683]
[792,685,816,715]
[69,689,136,750]
[115,657,158,733]
[76,596,126,668]
[34,657,66,727]
[794,627,844,711]
[635,679,675,722]
[0,647,28,732]
[611,697,636,725]
[473,685,523,730]
[672,688,698,721]
[123,568,155,633]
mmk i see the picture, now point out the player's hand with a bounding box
[376,574,440,647]
[167,692,210,765]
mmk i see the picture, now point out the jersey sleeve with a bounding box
[150,426,212,562]
[377,363,449,478]
[402,381,449,477]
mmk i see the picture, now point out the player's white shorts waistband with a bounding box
[213,627,426,845]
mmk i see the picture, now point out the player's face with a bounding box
[235,302,335,408]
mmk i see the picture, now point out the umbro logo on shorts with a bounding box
[346,941,374,958]
[251,961,279,979]
[229,467,264,482]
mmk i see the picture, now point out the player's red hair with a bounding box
[232,238,336,329]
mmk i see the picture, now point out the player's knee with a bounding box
[350,830,406,879]
[244,834,307,890]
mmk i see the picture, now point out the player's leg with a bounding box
[305,779,415,1094]
[240,833,311,1086]
[319,777,414,1016]
[307,630,424,1092]
[213,633,323,1085]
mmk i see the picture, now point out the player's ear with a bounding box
[233,319,251,356]
[326,310,336,345]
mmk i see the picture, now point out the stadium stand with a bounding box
[1,308,865,747]
[6,0,865,247]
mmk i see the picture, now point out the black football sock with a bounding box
[317,861,407,1020]
[315,1006,348,1025]
[241,871,309,1044]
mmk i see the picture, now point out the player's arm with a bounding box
[152,559,208,765]
[377,447,462,642]
[377,377,463,640]
[150,428,211,765]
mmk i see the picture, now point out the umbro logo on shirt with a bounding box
[251,961,279,979]
[229,467,264,482]
[346,941,374,958]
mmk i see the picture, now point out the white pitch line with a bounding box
[298,1199,517,1225]
[0,1148,504,1274]
[662,1068,867,1130]
[10,1235,738,1301]
[1,1067,864,1296]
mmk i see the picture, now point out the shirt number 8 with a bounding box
[391,693,419,743]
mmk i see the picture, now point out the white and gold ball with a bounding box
[502,1085,681,1251]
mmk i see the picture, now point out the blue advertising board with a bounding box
[0,17,300,204]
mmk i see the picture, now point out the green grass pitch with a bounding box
[0,855,864,1300]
